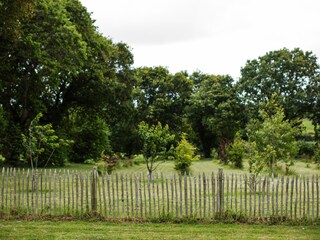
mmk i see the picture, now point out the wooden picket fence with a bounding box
[0,167,319,221]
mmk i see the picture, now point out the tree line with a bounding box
[0,0,319,175]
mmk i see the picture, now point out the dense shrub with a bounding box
[313,144,320,167]
[297,141,315,158]
[226,133,245,169]
[97,153,119,174]
[174,134,199,175]
[70,117,111,163]
[210,148,218,159]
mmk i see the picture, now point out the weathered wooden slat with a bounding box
[267,176,270,218]
[134,173,138,217]
[101,172,106,216]
[174,174,178,218]
[295,175,298,220]
[59,171,62,215]
[116,173,119,217]
[155,173,160,218]
[80,173,84,215]
[235,174,238,214]
[107,173,111,216]
[239,174,242,214]
[280,175,284,220]
[125,174,129,218]
[203,173,206,218]
[198,173,202,218]
[212,173,216,216]
[303,176,306,218]
[306,177,310,218]
[22,169,25,212]
[139,174,144,218]
[262,176,266,221]
[111,173,115,217]
[148,174,152,218]
[161,173,165,216]
[85,172,89,213]
[317,175,319,220]
[153,174,157,218]
[311,175,315,220]
[226,174,229,213]
[194,175,197,216]
[75,171,79,214]
[179,175,182,217]
[130,173,134,217]
[1,168,4,212]
[121,174,124,217]
[230,173,233,210]
[166,176,170,214]
[290,176,294,219]
[207,175,210,218]
[271,175,274,217]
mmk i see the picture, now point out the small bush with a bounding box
[297,141,315,158]
[210,148,218,159]
[96,153,119,174]
[226,133,245,169]
[174,133,199,175]
[313,144,320,167]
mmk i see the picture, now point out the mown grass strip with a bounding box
[0,220,319,240]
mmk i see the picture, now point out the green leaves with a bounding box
[21,113,72,168]
[238,48,319,120]
[187,74,245,159]
[138,121,174,178]
[246,100,300,175]
[174,133,199,175]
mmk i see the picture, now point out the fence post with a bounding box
[91,167,97,213]
[218,168,223,215]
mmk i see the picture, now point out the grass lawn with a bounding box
[302,118,314,135]
[0,220,319,240]
[114,158,319,177]
[53,157,319,177]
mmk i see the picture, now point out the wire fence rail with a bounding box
[0,167,319,221]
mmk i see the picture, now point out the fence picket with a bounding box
[0,167,318,221]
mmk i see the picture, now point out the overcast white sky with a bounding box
[80,0,320,80]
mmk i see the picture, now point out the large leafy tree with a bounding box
[134,67,193,136]
[187,74,245,160]
[237,48,319,120]
[306,75,320,141]
[0,0,134,163]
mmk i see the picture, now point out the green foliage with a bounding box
[68,113,112,163]
[174,133,199,175]
[306,76,320,142]
[0,154,5,165]
[210,148,218,159]
[238,48,319,120]
[21,113,72,167]
[226,133,245,169]
[297,141,315,158]
[187,74,245,159]
[0,106,7,158]
[96,153,119,174]
[246,100,300,175]
[138,121,175,178]
[134,67,193,136]
[0,0,134,163]
[313,144,320,167]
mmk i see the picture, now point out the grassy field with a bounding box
[302,118,314,135]
[114,158,319,176]
[0,220,319,240]
[59,157,319,177]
